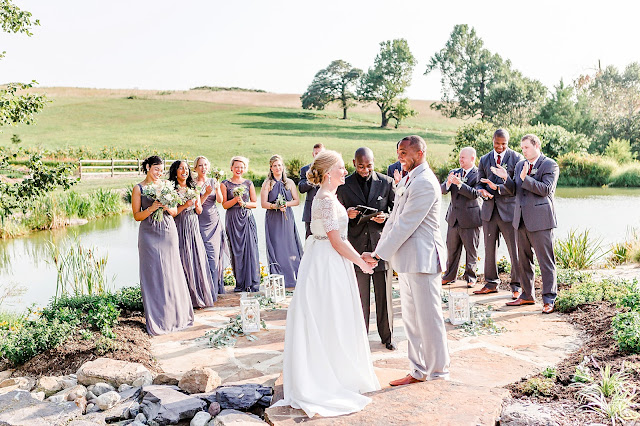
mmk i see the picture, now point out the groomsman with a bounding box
[387,140,406,184]
[298,143,325,238]
[337,147,396,350]
[440,147,482,287]
[473,129,524,299]
[499,134,559,314]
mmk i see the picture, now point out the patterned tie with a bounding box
[528,163,534,175]
[497,154,501,165]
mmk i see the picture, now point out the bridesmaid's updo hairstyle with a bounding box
[307,150,341,185]
[141,155,163,174]
[230,156,249,170]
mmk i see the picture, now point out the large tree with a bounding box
[359,39,417,128]
[1,0,47,129]
[300,60,362,120]
[483,70,547,126]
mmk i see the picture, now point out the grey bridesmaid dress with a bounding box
[174,187,217,308]
[223,179,260,292]
[265,179,303,288]
[198,178,228,295]
[137,184,194,335]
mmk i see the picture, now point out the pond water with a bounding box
[2,187,640,311]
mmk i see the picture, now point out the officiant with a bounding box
[337,147,396,350]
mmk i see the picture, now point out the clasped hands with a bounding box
[361,252,378,269]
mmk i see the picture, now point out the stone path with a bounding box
[151,280,582,425]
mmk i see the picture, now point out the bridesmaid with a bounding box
[221,156,260,292]
[131,155,193,335]
[260,154,303,288]
[194,156,228,295]
[169,160,216,308]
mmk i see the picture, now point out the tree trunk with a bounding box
[380,108,389,127]
[343,107,347,120]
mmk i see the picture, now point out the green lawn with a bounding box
[0,96,458,175]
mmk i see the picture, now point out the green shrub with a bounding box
[604,138,634,164]
[554,228,608,269]
[608,163,640,187]
[557,268,592,285]
[555,278,635,312]
[518,377,554,396]
[244,171,265,187]
[285,157,305,184]
[612,311,640,353]
[497,256,512,274]
[113,286,143,312]
[87,301,119,338]
[0,318,77,365]
[556,153,616,186]
[542,366,557,379]
[619,291,640,312]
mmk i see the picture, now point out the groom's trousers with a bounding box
[398,272,450,381]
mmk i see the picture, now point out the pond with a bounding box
[2,186,640,311]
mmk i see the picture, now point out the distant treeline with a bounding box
[190,86,266,93]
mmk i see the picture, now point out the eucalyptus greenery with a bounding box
[204,314,267,349]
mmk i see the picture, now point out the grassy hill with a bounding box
[0,88,465,174]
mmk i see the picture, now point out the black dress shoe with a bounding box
[385,342,397,351]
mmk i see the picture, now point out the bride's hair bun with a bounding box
[307,150,341,185]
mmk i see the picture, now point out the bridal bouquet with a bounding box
[233,185,246,207]
[209,167,225,182]
[142,180,182,222]
[275,193,288,220]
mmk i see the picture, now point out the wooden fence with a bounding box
[78,159,190,179]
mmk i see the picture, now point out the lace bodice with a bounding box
[310,196,348,239]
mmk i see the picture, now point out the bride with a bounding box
[274,150,381,418]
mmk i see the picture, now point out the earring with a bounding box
[328,175,331,184]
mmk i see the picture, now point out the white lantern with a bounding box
[240,292,261,333]
[449,292,470,325]
[264,274,286,303]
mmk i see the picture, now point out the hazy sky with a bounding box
[1,0,638,100]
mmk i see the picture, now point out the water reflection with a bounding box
[2,187,640,311]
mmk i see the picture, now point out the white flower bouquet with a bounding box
[179,187,200,211]
[142,180,182,222]
[275,193,288,220]
[209,167,225,182]
[233,185,246,208]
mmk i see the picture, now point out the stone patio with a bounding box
[150,280,582,425]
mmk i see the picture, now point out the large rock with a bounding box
[190,411,212,426]
[97,391,121,410]
[0,377,33,395]
[216,384,273,411]
[141,385,206,424]
[178,367,221,394]
[90,382,115,396]
[213,409,264,425]
[35,376,65,396]
[153,372,181,386]
[500,401,559,426]
[76,358,152,388]
[0,390,81,425]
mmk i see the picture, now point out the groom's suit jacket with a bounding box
[375,162,446,274]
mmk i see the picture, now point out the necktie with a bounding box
[497,154,501,165]
[528,163,533,175]
[401,170,408,178]
[462,170,467,178]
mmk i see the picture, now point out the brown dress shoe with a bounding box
[442,279,453,285]
[505,298,535,306]
[466,282,476,288]
[542,303,555,314]
[473,286,498,295]
[389,374,422,386]
[512,291,521,300]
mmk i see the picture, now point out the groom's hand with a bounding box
[361,252,378,267]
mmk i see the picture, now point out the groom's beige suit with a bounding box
[374,162,451,380]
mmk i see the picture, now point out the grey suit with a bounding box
[337,172,395,344]
[375,162,449,381]
[506,155,559,304]
[298,164,318,239]
[477,149,523,292]
[441,167,482,283]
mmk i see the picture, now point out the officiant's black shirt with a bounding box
[355,172,372,200]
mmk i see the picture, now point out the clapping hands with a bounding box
[519,161,530,181]
[490,164,508,180]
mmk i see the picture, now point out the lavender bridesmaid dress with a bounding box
[137,184,194,335]
[265,179,303,287]
[174,188,217,308]
[198,178,228,294]
[223,179,260,292]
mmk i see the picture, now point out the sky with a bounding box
[1,0,639,100]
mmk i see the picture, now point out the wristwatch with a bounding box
[371,252,381,261]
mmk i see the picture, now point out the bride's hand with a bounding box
[359,259,374,274]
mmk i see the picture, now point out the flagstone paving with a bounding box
[150,280,582,425]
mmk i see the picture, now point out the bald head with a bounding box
[354,147,374,161]
[353,147,375,178]
[458,146,476,169]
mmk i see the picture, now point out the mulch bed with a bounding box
[11,314,161,378]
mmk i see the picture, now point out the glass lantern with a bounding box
[264,274,286,303]
[449,292,470,325]
[240,292,261,333]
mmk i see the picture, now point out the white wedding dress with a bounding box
[273,195,380,418]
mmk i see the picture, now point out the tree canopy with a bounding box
[300,60,362,119]
[358,39,417,128]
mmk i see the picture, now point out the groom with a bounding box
[364,135,450,385]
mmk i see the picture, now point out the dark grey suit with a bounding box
[441,167,482,283]
[387,161,402,178]
[337,172,395,344]
[506,155,559,304]
[477,149,523,292]
[298,164,318,239]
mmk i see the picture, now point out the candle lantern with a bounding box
[449,292,471,325]
[264,274,286,303]
[240,292,261,333]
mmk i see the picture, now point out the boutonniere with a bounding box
[377,195,383,201]
[530,168,538,175]
[397,186,406,197]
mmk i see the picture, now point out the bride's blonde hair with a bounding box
[307,150,341,185]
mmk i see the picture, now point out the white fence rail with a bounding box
[78,159,191,179]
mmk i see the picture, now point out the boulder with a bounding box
[0,390,81,425]
[153,372,181,386]
[46,385,85,404]
[500,401,559,426]
[213,409,264,425]
[216,384,273,411]
[35,376,64,396]
[91,382,116,396]
[191,391,217,406]
[30,391,45,401]
[119,383,133,393]
[97,391,121,410]
[67,385,88,401]
[178,367,221,394]
[208,401,221,417]
[0,377,33,394]
[85,391,97,401]
[0,369,13,382]
[191,411,212,426]
[76,358,153,388]
[141,385,206,423]
[135,412,147,423]
[60,376,78,390]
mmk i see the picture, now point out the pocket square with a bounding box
[377,195,383,200]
